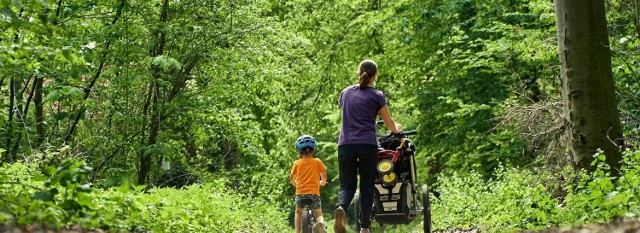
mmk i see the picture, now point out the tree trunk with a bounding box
[137,83,153,184]
[34,76,44,145]
[138,82,160,185]
[138,0,170,185]
[3,78,16,163]
[11,76,38,157]
[554,0,624,175]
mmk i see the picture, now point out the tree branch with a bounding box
[63,0,127,144]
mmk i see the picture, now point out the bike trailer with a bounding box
[372,180,417,224]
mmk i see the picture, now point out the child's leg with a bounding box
[312,208,324,223]
[295,207,303,233]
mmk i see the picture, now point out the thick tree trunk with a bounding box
[554,0,624,175]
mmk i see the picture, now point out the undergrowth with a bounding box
[430,149,640,232]
[385,149,640,233]
[0,160,288,232]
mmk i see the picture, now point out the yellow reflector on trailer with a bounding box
[382,172,398,186]
[377,159,394,175]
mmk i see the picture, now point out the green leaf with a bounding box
[81,165,93,172]
[151,55,169,68]
[76,192,94,208]
[61,199,82,211]
[33,173,47,182]
[135,185,147,192]
[61,47,73,61]
[32,191,54,201]
[0,211,13,221]
[1,7,15,19]
[76,183,93,193]
[167,57,183,70]
[45,91,61,103]
[36,0,49,7]
[67,87,84,98]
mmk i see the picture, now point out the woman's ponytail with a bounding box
[357,59,378,89]
[359,72,371,89]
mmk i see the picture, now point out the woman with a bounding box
[334,59,401,233]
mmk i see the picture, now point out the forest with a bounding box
[1,0,640,232]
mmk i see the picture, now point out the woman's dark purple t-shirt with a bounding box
[338,85,387,146]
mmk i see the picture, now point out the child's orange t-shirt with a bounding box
[290,157,326,196]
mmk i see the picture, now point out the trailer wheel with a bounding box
[354,192,361,231]
[422,185,432,233]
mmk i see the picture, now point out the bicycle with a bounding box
[300,183,328,233]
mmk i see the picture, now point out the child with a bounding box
[290,135,328,233]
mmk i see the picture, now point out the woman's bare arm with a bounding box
[379,104,401,133]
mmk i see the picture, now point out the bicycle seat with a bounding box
[299,197,314,206]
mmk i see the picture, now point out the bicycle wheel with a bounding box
[301,210,313,233]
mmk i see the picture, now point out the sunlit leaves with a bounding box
[148,55,182,71]
[425,149,640,231]
[0,161,289,231]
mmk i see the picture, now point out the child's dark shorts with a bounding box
[295,194,321,209]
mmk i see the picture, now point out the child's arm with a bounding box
[290,171,296,186]
[319,171,327,186]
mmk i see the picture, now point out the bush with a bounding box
[0,160,289,232]
[394,149,640,232]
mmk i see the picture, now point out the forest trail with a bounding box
[2,218,640,233]
[0,224,104,233]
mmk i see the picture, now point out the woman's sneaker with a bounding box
[333,207,346,233]
[314,222,327,233]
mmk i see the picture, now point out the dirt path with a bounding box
[3,218,640,233]
[0,224,105,233]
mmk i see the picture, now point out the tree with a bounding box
[554,0,624,175]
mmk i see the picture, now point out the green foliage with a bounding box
[0,160,288,232]
[606,0,640,138]
[86,183,288,233]
[414,149,640,232]
[373,0,560,182]
[1,0,640,231]
[0,160,93,227]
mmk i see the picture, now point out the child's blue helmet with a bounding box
[296,135,317,152]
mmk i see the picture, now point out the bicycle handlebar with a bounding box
[376,130,418,138]
[375,120,416,135]
[403,130,417,135]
